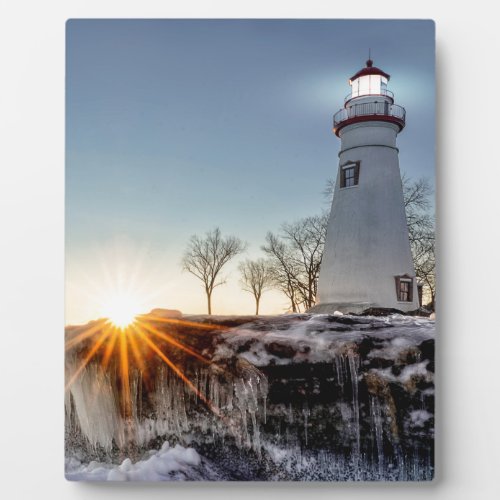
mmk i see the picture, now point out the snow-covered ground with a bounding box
[214,313,434,367]
[66,442,216,481]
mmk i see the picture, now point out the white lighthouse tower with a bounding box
[315,58,419,313]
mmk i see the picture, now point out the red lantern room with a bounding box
[347,59,391,102]
[333,59,406,137]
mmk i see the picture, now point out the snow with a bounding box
[368,336,417,361]
[409,410,433,428]
[214,313,434,367]
[399,361,430,383]
[66,442,205,481]
[369,361,433,388]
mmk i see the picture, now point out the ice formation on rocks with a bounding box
[66,313,434,480]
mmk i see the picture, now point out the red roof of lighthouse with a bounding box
[349,59,390,82]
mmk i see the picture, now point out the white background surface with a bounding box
[0,0,499,498]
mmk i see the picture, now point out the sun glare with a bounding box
[100,292,143,328]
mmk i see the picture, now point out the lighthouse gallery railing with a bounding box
[333,102,406,129]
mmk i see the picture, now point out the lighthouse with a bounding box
[315,58,419,313]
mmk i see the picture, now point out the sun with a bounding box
[100,292,143,328]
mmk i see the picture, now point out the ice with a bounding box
[66,357,121,450]
[348,352,361,476]
[370,396,385,476]
[66,313,434,481]
[66,354,269,455]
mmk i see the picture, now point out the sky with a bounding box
[66,19,435,325]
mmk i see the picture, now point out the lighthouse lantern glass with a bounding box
[350,75,388,98]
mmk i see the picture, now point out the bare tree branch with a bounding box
[401,175,436,308]
[239,259,273,315]
[323,178,336,204]
[182,227,246,314]
[262,213,328,311]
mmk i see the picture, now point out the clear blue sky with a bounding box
[66,19,435,324]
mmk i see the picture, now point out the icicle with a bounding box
[262,392,267,424]
[233,377,251,447]
[370,396,384,478]
[348,352,361,478]
[68,361,120,451]
[302,404,310,447]
[334,355,345,390]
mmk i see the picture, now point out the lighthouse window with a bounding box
[400,281,410,301]
[395,276,413,302]
[344,167,355,187]
[340,162,360,188]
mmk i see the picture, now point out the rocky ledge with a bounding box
[65,313,435,481]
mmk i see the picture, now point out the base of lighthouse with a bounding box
[308,302,408,315]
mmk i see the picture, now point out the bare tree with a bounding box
[182,227,246,315]
[402,175,436,308]
[263,214,328,311]
[402,174,434,244]
[281,214,328,309]
[322,177,336,204]
[262,233,302,312]
[239,259,272,315]
[412,231,436,308]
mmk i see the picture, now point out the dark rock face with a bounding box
[266,341,298,358]
[65,313,435,481]
[360,307,405,316]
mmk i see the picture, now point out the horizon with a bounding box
[66,19,435,325]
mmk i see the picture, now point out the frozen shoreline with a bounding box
[66,313,435,481]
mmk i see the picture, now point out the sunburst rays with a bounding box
[137,320,211,365]
[134,326,219,416]
[65,324,113,391]
[118,327,131,417]
[65,319,109,352]
[65,241,227,427]
[65,315,224,418]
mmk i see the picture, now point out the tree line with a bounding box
[182,176,435,315]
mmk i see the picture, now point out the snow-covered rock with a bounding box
[65,313,435,481]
